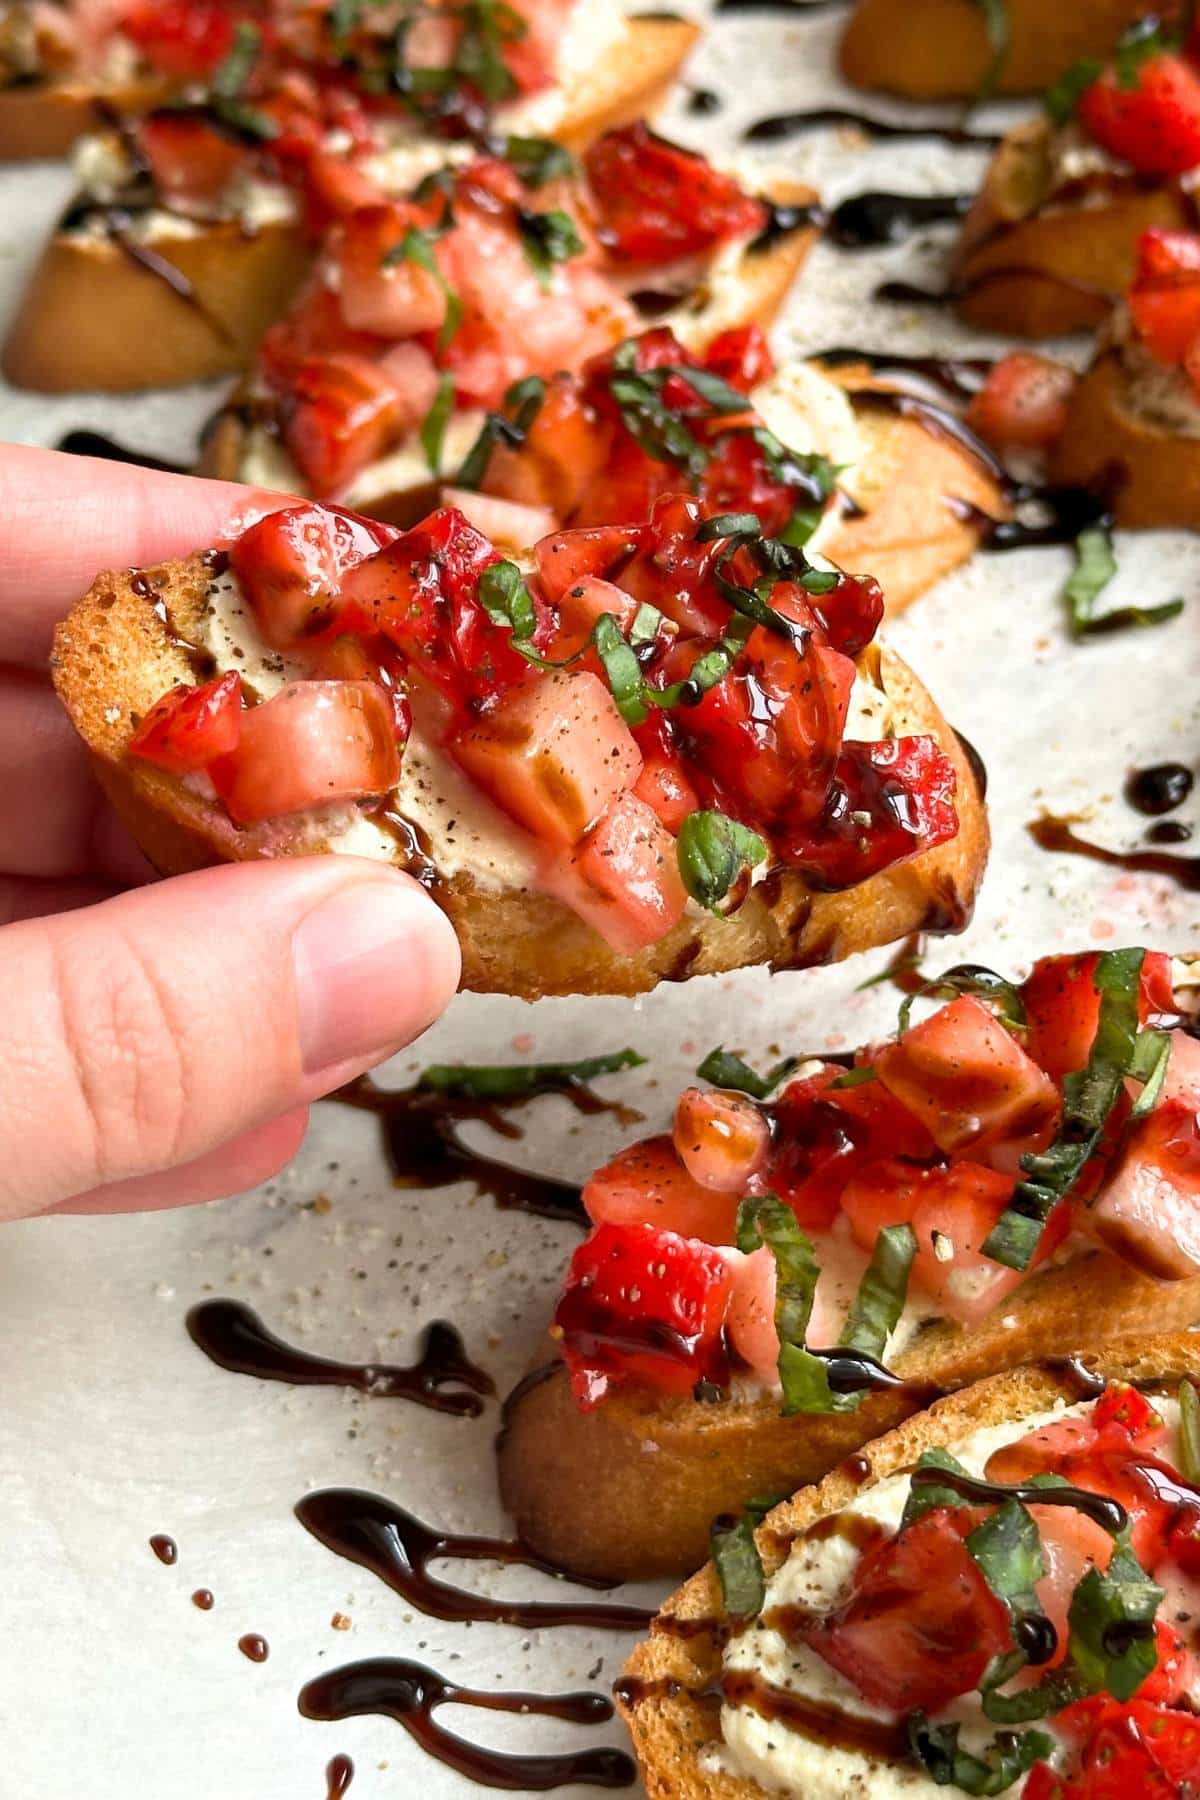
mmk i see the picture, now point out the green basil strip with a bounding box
[901,1448,975,1529]
[417,1047,644,1101]
[503,134,576,186]
[1181,1381,1200,1484]
[907,1716,1053,1797]
[1067,1532,1164,1702]
[452,0,524,102]
[695,1048,800,1099]
[1114,14,1173,86]
[516,206,585,289]
[478,560,539,644]
[1129,1026,1173,1118]
[1044,55,1105,123]
[967,0,1011,103]
[593,613,649,727]
[897,963,1026,1034]
[827,1065,877,1090]
[384,227,461,353]
[736,1196,840,1415]
[710,1512,766,1620]
[967,1499,1048,1661]
[209,20,279,138]
[676,811,767,915]
[695,511,763,543]
[455,375,546,491]
[420,371,456,475]
[838,1223,916,1363]
[982,947,1160,1271]
[1064,526,1184,639]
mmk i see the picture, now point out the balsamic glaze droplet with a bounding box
[292,1489,653,1632]
[239,1633,270,1663]
[825,190,972,250]
[192,1588,215,1611]
[325,1753,354,1799]
[686,86,722,115]
[1148,819,1194,845]
[1125,762,1194,818]
[186,1300,494,1417]
[299,1658,635,1791]
[149,1534,177,1566]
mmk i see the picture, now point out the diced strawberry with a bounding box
[1129,229,1200,368]
[987,1384,1168,1484]
[584,123,767,264]
[119,0,237,77]
[965,351,1077,452]
[554,1221,734,1406]
[582,1134,742,1242]
[138,111,247,208]
[128,671,243,775]
[337,203,448,338]
[280,353,410,494]
[1031,1503,1116,1668]
[539,791,688,953]
[452,670,641,848]
[485,375,611,520]
[767,1063,936,1233]
[533,523,643,606]
[1049,1699,1200,1795]
[702,323,774,394]
[873,995,1061,1162]
[1021,950,1176,1085]
[230,502,399,650]
[672,1087,772,1195]
[208,680,400,825]
[725,1246,779,1383]
[800,1507,1013,1714]
[778,736,960,890]
[808,573,886,659]
[1079,54,1200,179]
[1089,1094,1200,1280]
[545,573,640,661]
[633,750,699,834]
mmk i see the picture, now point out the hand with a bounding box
[0,445,460,1223]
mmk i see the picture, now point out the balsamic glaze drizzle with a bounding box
[813,346,993,402]
[299,1658,636,1791]
[744,108,1000,147]
[1028,815,1200,892]
[325,1754,354,1799]
[910,1462,1127,1534]
[825,190,973,250]
[1126,763,1195,818]
[186,1300,494,1418]
[292,1489,652,1632]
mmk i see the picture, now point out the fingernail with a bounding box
[293,877,459,1078]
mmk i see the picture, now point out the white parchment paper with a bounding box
[0,6,1196,1796]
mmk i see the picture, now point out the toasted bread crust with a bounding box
[1,16,699,394]
[499,1253,1200,1580]
[951,121,1192,339]
[0,73,169,159]
[51,552,988,999]
[1050,350,1200,528]
[839,0,1167,100]
[618,1331,1200,1800]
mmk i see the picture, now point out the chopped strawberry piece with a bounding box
[120,0,237,77]
[337,202,447,338]
[1049,1699,1200,1795]
[533,524,644,606]
[539,791,688,953]
[632,750,699,835]
[138,111,247,208]
[208,679,400,825]
[725,1245,779,1382]
[1129,229,1200,369]
[808,573,885,659]
[583,1134,743,1242]
[1079,53,1200,179]
[672,1088,772,1197]
[800,1507,1013,1713]
[128,671,243,775]
[1089,1095,1200,1280]
[767,1063,935,1233]
[778,736,959,890]
[702,323,774,393]
[279,353,411,494]
[584,123,766,264]
[230,502,399,650]
[873,994,1061,1161]
[1021,950,1176,1085]
[555,1221,734,1406]
[965,351,1077,453]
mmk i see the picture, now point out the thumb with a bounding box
[0,857,461,1221]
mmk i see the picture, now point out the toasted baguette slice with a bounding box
[617,1331,1200,1798]
[1050,348,1200,528]
[952,120,1191,339]
[0,69,170,158]
[1,14,699,394]
[499,1254,1200,1580]
[839,0,1169,100]
[195,184,821,503]
[51,554,987,1000]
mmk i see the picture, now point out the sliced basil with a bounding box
[455,374,546,491]
[420,371,456,475]
[516,207,584,289]
[593,613,649,727]
[907,1716,1052,1797]
[209,20,278,138]
[838,1223,916,1363]
[418,1047,643,1100]
[677,811,766,915]
[967,1499,1050,1666]
[1064,526,1184,640]
[503,134,575,187]
[901,1448,975,1529]
[827,1065,877,1090]
[710,1512,765,1620]
[478,559,539,644]
[695,511,763,543]
[1044,55,1105,123]
[455,0,525,102]
[982,948,1168,1270]
[897,963,1026,1034]
[1114,14,1173,86]
[1181,1380,1200,1483]
[1068,1532,1164,1701]
[736,1196,841,1415]
[695,1048,799,1099]
[383,227,461,353]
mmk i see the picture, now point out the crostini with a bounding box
[1051,227,1200,527]
[952,24,1200,337]
[498,949,1200,1577]
[618,1333,1200,1800]
[839,0,1175,100]
[2,8,699,391]
[51,496,987,998]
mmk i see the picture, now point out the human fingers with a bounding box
[48,1108,310,1215]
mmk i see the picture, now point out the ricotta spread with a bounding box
[714,1397,1188,1800]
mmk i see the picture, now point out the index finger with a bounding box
[0,444,292,668]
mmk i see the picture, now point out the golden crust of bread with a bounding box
[1050,350,1200,529]
[51,553,988,1000]
[1,216,314,393]
[499,1253,1200,1581]
[0,73,169,159]
[0,16,699,394]
[838,0,1169,100]
[618,1330,1200,1800]
[952,121,1192,339]
[194,180,820,503]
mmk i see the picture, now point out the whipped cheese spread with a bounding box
[497,0,630,134]
[714,1396,1187,1800]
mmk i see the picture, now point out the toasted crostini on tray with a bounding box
[618,1332,1200,1800]
[51,496,988,998]
[2,4,698,389]
[499,950,1200,1576]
